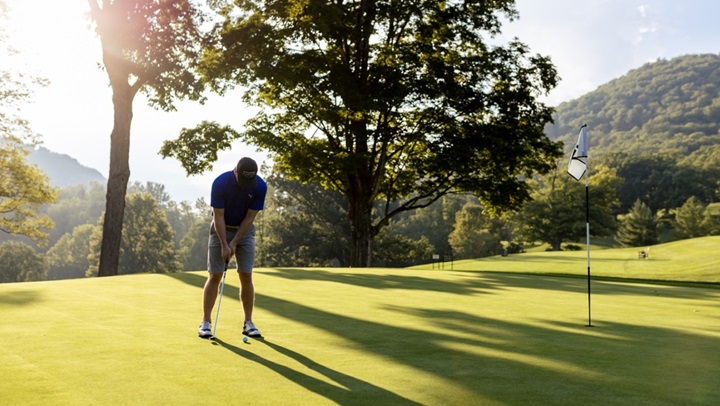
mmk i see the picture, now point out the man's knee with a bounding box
[206,273,223,286]
[238,272,253,285]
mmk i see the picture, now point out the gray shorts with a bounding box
[208,224,256,274]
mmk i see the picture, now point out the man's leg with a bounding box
[236,226,261,337]
[200,223,225,337]
[202,273,223,322]
[238,272,254,322]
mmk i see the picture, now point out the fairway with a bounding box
[1,267,719,405]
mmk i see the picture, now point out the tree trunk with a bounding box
[97,87,133,277]
[551,239,562,252]
[348,198,372,267]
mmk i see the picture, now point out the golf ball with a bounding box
[243,336,249,343]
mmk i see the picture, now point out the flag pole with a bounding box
[584,153,592,327]
[567,124,592,327]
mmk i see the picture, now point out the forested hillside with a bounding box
[547,53,720,159]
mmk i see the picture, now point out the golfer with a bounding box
[198,157,267,339]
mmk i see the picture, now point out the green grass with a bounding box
[1,238,719,405]
[421,236,720,284]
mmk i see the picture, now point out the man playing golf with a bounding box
[198,157,267,339]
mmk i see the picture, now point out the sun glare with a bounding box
[5,1,101,76]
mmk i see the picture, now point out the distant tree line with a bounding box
[2,147,719,283]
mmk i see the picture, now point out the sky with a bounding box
[4,0,720,203]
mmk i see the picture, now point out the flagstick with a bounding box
[568,124,592,327]
[585,167,593,327]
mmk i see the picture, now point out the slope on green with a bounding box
[1,264,719,405]
[416,236,720,284]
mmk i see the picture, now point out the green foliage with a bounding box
[673,196,718,239]
[372,227,434,267]
[0,143,57,245]
[46,224,97,280]
[160,121,240,175]
[88,192,180,276]
[87,0,208,110]
[41,182,105,248]
[449,203,503,259]
[171,0,562,266]
[548,54,720,155]
[391,194,470,255]
[0,241,48,282]
[260,179,350,267]
[178,219,209,271]
[128,181,201,248]
[514,164,619,250]
[606,153,716,213]
[616,199,659,247]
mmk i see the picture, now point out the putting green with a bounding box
[1,266,719,405]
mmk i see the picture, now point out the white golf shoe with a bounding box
[242,321,262,338]
[198,321,212,338]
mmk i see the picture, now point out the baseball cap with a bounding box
[235,157,258,189]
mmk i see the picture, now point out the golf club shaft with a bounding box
[211,261,229,337]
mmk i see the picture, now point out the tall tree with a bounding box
[673,196,713,239]
[615,199,659,247]
[449,203,503,259]
[87,0,206,276]
[162,0,561,266]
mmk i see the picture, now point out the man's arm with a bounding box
[212,207,232,261]
[229,209,260,248]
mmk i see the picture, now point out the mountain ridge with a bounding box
[26,146,105,188]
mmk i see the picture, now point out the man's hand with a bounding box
[221,242,234,262]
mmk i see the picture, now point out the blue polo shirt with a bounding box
[210,171,267,227]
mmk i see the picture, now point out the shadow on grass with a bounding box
[0,289,42,306]
[168,271,720,404]
[471,271,720,299]
[260,267,499,295]
[211,337,422,405]
[260,267,720,299]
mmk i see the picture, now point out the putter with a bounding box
[210,261,229,340]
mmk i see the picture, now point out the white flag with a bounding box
[568,125,588,181]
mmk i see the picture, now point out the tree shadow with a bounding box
[0,289,42,306]
[212,337,422,405]
[254,291,720,404]
[470,271,720,300]
[167,271,720,404]
[260,267,499,295]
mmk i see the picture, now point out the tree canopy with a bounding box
[163,0,562,266]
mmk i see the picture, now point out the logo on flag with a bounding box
[568,125,588,181]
